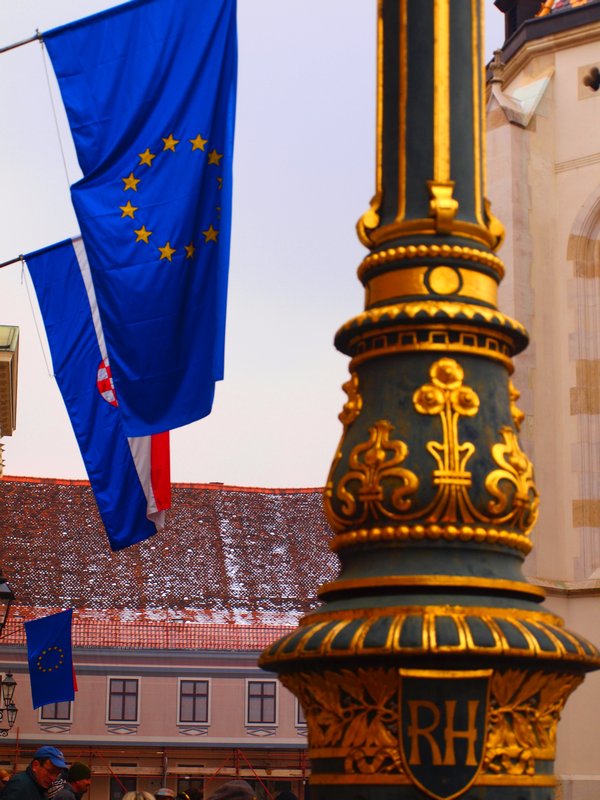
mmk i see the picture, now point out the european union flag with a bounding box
[43,0,237,437]
[25,610,75,710]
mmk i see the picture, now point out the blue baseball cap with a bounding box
[32,747,67,769]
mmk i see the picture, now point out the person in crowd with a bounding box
[121,793,154,800]
[208,781,254,800]
[275,792,298,800]
[154,790,175,800]
[51,763,91,800]
[0,772,10,791]
[45,770,67,800]
[0,746,67,800]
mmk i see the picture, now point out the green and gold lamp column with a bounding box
[260,2,600,799]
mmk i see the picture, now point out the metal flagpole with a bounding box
[0,32,42,55]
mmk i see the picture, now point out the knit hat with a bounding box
[276,793,298,800]
[210,780,254,800]
[67,763,91,782]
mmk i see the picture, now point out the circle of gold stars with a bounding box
[119,131,224,263]
[36,646,65,673]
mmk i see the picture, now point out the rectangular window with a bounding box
[247,680,276,724]
[296,699,306,726]
[40,701,72,721]
[177,779,204,797]
[179,679,209,724]
[108,678,139,722]
[109,777,136,800]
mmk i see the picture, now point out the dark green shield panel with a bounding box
[399,668,492,800]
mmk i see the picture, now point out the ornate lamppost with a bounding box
[0,572,14,633]
[261,2,600,799]
[0,572,18,736]
[0,673,17,737]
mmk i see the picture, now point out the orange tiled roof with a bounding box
[0,477,339,645]
[1,613,296,651]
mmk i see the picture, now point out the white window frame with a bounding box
[295,697,306,727]
[38,700,73,723]
[106,676,141,724]
[177,677,211,726]
[245,678,278,726]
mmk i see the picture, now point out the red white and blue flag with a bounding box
[25,237,170,551]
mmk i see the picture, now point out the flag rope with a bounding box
[39,33,75,191]
[21,257,55,378]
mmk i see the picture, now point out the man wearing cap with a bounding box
[208,781,255,800]
[0,746,67,800]
[154,789,175,799]
[51,763,92,800]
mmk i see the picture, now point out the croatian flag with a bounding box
[26,237,170,551]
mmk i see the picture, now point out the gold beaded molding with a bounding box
[330,523,533,555]
[358,243,506,281]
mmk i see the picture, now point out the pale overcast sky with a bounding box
[0,1,506,488]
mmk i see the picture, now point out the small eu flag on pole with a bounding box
[25,609,75,710]
[42,0,238,437]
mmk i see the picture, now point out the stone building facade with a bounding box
[0,478,339,800]
[487,2,600,798]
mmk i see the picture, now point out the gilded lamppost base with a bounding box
[260,1,600,796]
[261,600,598,800]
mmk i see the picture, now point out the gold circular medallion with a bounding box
[427,266,461,295]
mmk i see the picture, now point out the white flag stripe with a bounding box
[71,237,165,531]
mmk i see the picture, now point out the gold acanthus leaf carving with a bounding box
[484,670,583,776]
[339,372,363,430]
[282,667,583,780]
[324,373,364,532]
[356,192,382,247]
[485,426,539,534]
[280,669,405,776]
[508,380,525,431]
[484,196,506,251]
[334,420,419,525]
